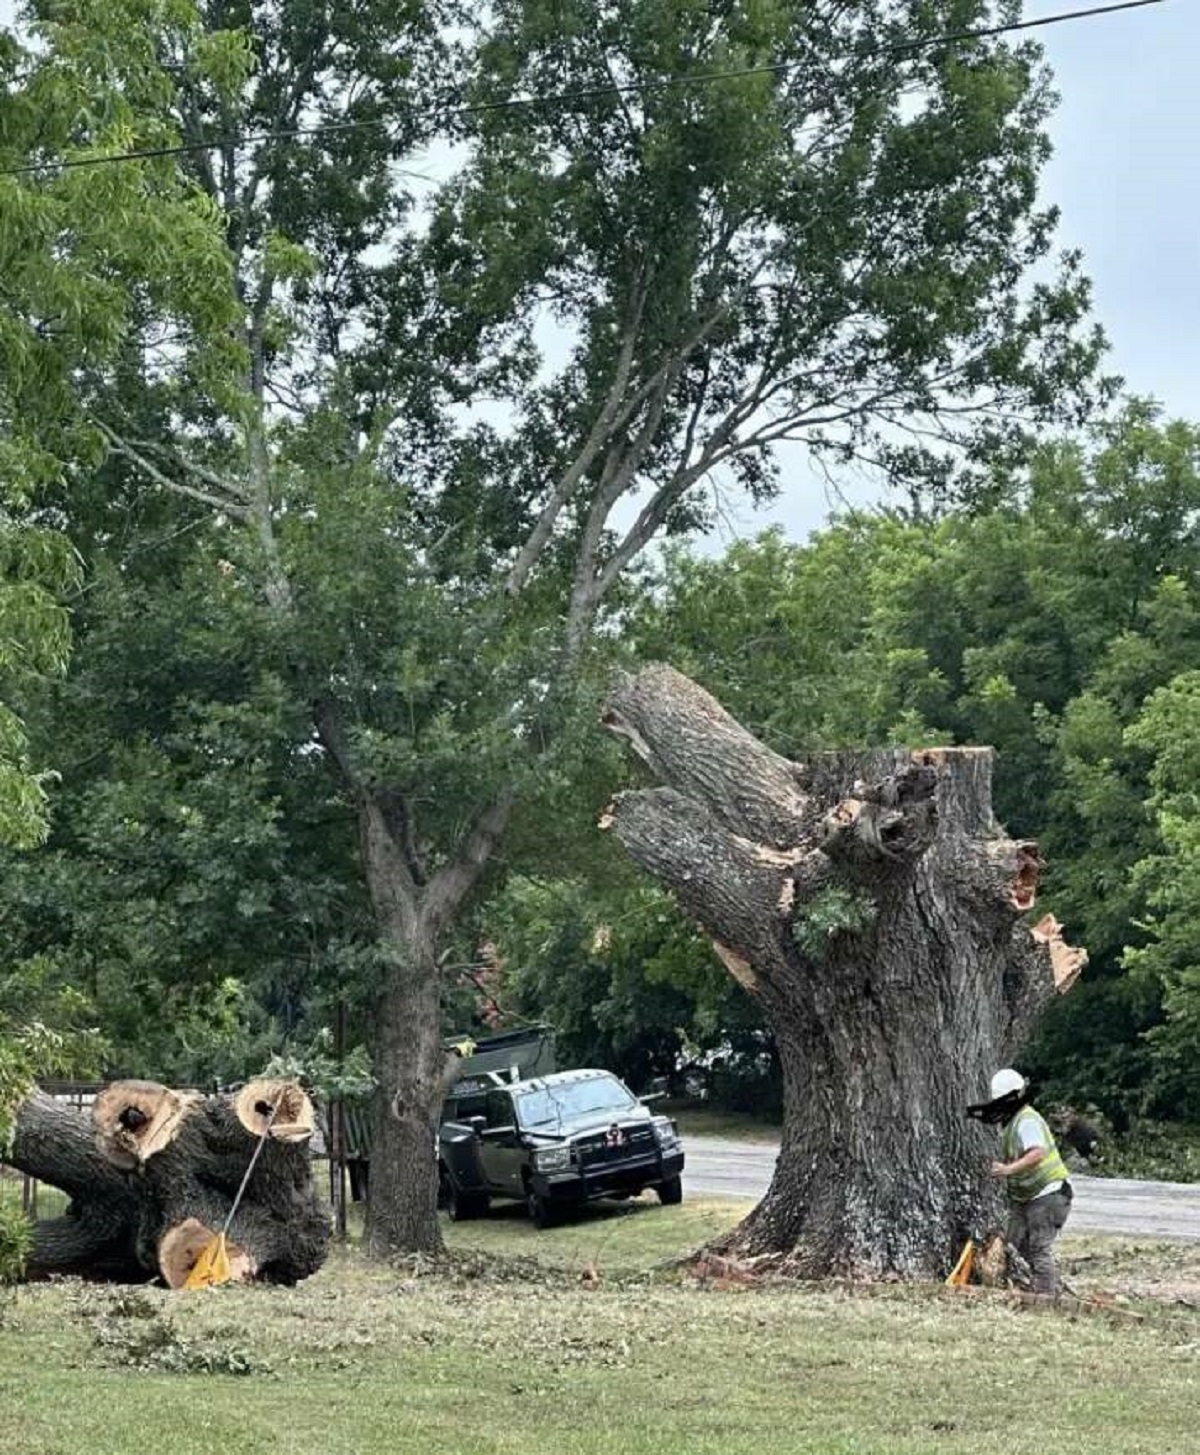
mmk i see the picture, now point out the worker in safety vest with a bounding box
[971,1067,1073,1296]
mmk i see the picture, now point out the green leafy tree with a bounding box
[0,3,237,1274]
[1,0,227,844]
[484,876,764,1096]
[1123,672,1200,1121]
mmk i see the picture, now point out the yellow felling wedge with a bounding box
[945,1239,976,1287]
[183,1232,233,1291]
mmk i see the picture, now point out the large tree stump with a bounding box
[602,664,1085,1280]
[5,1078,330,1286]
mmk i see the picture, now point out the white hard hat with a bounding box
[990,1068,1026,1100]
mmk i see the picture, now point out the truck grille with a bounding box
[576,1125,656,1167]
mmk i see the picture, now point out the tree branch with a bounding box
[506,271,649,595]
[422,792,516,938]
[96,424,250,518]
[313,694,362,793]
[603,664,809,849]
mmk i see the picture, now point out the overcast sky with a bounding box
[3,0,1192,541]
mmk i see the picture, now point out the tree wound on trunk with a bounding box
[601,664,1086,1281]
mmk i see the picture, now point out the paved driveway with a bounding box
[683,1135,1200,1241]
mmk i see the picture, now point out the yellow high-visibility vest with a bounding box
[1001,1106,1070,1203]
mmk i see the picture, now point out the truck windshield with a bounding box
[516,1077,636,1129]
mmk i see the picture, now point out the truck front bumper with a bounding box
[533,1148,685,1204]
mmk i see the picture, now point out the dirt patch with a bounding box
[1063,1237,1200,1309]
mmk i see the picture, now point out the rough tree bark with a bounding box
[5,1079,330,1286]
[601,664,1085,1280]
[347,778,512,1259]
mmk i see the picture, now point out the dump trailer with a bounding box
[442,1025,558,1121]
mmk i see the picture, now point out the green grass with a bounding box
[1,1195,1198,1455]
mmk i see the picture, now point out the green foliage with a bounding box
[264,1028,376,1103]
[430,0,1108,524]
[1097,1120,1200,1184]
[0,1198,33,1286]
[790,888,877,961]
[483,876,762,1094]
[0,0,236,847]
[1122,671,1200,1121]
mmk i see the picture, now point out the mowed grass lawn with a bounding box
[1,1193,1198,1455]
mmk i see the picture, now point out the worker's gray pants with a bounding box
[1007,1187,1072,1296]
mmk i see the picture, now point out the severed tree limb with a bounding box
[600,786,828,993]
[603,663,810,848]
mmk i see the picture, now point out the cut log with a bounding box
[602,664,1085,1282]
[4,1079,330,1286]
[93,1080,201,1168]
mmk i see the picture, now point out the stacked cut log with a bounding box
[5,1077,330,1287]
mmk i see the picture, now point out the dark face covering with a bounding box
[966,1090,1024,1125]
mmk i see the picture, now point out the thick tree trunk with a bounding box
[5,1081,330,1286]
[603,665,1085,1280]
[360,802,446,1257]
[363,935,446,1258]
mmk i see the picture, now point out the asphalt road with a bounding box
[682,1135,1200,1241]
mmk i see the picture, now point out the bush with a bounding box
[1095,1120,1200,1183]
[0,1198,32,1285]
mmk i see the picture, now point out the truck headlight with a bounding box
[534,1145,572,1172]
[653,1118,680,1150]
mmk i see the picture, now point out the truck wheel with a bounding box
[448,1184,489,1221]
[525,1185,557,1230]
[657,1176,683,1206]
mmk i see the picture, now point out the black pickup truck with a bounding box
[437,1068,685,1228]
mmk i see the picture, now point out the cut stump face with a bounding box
[94,1081,201,1167]
[234,1079,316,1144]
[158,1219,254,1289]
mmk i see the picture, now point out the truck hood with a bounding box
[523,1105,655,1143]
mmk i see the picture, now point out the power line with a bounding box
[0,0,1168,180]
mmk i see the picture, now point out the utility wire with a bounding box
[0,0,1168,180]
